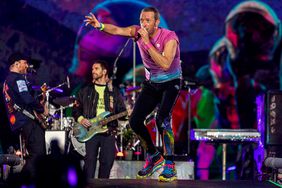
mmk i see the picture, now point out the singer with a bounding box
[85,7,181,182]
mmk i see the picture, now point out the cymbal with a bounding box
[53,96,76,106]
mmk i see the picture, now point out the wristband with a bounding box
[77,116,84,124]
[144,42,153,51]
[99,23,105,31]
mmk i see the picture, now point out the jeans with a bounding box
[84,134,116,179]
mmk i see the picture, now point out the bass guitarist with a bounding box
[3,52,48,179]
[73,60,127,179]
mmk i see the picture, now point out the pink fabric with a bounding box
[134,26,181,82]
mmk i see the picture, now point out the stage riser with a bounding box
[96,160,194,180]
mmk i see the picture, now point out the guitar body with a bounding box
[73,111,111,143]
[33,84,49,129]
[33,110,49,129]
[72,111,128,143]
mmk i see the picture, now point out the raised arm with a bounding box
[84,12,136,37]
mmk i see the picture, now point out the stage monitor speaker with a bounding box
[45,131,66,155]
[266,90,282,146]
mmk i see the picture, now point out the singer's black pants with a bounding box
[129,79,181,158]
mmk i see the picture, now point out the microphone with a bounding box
[264,157,282,169]
[27,64,36,73]
[134,33,141,42]
[66,76,70,88]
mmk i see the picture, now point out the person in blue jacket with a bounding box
[3,52,48,179]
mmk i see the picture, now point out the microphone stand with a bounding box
[183,80,201,160]
[111,38,132,159]
[111,38,131,80]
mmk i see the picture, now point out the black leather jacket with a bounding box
[73,82,126,128]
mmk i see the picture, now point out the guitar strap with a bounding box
[13,103,36,120]
[107,80,114,113]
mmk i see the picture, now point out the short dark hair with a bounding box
[94,60,110,75]
[141,7,160,20]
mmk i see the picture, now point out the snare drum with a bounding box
[50,118,60,130]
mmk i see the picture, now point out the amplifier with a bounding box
[45,130,66,155]
[266,90,282,146]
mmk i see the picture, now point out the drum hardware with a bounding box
[48,104,57,116]
[62,117,74,129]
[46,102,75,130]
[52,95,76,130]
[116,120,129,157]
[35,77,71,129]
[50,118,60,130]
[58,103,75,130]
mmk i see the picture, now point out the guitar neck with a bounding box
[100,111,128,125]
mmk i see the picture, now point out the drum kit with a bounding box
[46,96,76,131]
[36,79,86,157]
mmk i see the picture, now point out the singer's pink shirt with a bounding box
[134,26,182,83]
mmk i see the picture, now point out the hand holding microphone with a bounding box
[137,27,150,43]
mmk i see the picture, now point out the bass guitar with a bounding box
[73,111,128,143]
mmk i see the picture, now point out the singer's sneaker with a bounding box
[136,152,164,179]
[158,161,177,182]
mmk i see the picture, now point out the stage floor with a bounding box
[87,179,278,188]
[0,179,278,188]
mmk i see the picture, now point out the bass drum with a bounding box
[70,131,86,157]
